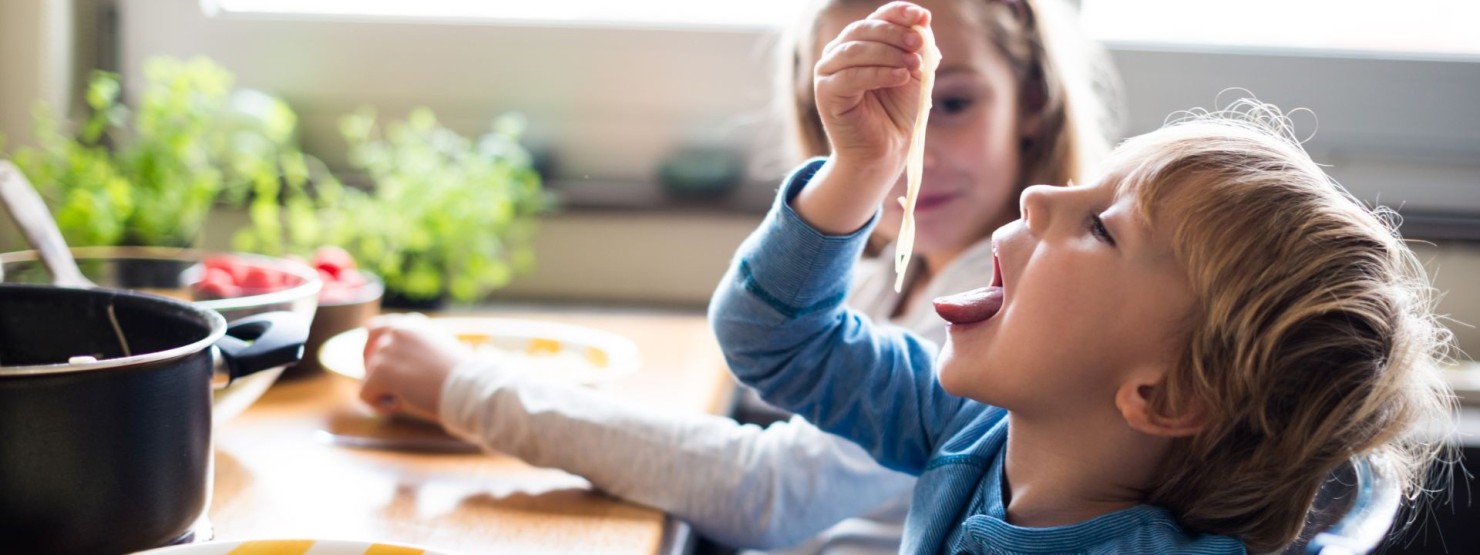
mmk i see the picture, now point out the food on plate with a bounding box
[320,318,640,387]
[457,333,614,384]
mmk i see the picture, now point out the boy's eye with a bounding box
[1088,213,1117,247]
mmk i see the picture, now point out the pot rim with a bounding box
[0,283,228,376]
[0,245,323,313]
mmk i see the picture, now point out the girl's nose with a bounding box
[1019,184,1055,234]
[921,143,939,169]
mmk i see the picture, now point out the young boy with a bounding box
[709,3,1452,552]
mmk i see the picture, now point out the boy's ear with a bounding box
[1116,375,1205,438]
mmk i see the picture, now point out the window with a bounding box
[1076,0,1480,224]
[1081,0,1480,59]
[209,0,799,30]
[161,0,1480,225]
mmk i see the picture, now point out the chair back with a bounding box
[1279,456,1401,555]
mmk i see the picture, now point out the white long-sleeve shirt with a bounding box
[439,238,995,553]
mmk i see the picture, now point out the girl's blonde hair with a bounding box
[775,0,1121,198]
[1111,99,1455,553]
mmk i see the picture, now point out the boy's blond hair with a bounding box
[1111,99,1455,552]
[776,0,1122,198]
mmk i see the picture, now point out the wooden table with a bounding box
[208,307,735,554]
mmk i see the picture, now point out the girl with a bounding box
[359,0,1117,552]
[710,3,1453,552]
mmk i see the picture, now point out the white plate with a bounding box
[320,317,641,386]
[130,538,452,554]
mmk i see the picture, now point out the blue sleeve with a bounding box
[708,158,969,475]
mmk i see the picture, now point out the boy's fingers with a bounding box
[825,19,923,55]
[869,1,930,29]
[817,67,913,99]
[817,41,920,77]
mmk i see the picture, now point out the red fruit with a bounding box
[203,256,250,284]
[318,269,368,304]
[335,269,366,288]
[313,246,356,279]
[196,271,242,299]
[201,267,235,286]
[240,266,285,292]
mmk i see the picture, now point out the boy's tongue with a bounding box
[933,287,1004,324]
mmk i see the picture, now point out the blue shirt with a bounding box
[708,159,1246,555]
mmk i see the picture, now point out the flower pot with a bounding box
[380,288,448,311]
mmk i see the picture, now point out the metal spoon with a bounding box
[0,160,131,355]
[0,161,94,288]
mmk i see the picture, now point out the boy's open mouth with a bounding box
[933,250,1005,325]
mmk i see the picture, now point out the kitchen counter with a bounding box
[208,307,734,554]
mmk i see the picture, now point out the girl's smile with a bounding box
[911,189,960,212]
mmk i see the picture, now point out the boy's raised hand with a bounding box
[794,2,931,236]
[814,2,931,174]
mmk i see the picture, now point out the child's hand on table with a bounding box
[359,313,474,423]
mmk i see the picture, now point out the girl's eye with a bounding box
[935,96,973,116]
[1089,213,1117,247]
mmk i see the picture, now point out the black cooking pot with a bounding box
[0,283,307,554]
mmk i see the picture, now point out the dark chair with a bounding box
[1281,456,1402,555]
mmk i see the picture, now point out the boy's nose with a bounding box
[1019,184,1054,234]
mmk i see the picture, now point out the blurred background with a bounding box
[1,0,1476,347]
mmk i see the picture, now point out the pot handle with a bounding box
[212,311,309,387]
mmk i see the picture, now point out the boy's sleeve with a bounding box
[708,158,968,474]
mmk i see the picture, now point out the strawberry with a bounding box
[203,256,250,284]
[240,266,285,292]
[196,269,242,299]
[313,246,356,280]
[319,269,369,304]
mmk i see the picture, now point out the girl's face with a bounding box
[815,0,1032,258]
[933,178,1195,419]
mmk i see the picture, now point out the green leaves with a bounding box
[316,108,546,302]
[6,56,303,248]
[4,54,545,304]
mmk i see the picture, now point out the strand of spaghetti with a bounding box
[894,24,942,292]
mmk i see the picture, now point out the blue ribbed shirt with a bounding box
[709,159,1246,554]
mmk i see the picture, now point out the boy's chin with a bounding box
[936,345,971,396]
[937,344,1006,405]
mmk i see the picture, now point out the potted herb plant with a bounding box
[7,56,302,249]
[237,107,546,307]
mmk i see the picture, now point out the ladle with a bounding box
[0,160,132,355]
